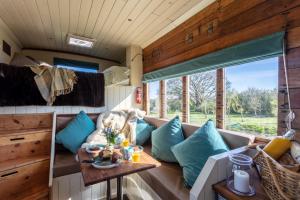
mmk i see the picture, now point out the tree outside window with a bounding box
[225,57,278,136]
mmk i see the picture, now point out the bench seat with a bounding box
[53,148,80,178]
[139,144,189,200]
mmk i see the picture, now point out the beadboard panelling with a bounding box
[51,173,118,200]
[126,174,161,200]
[0,86,136,114]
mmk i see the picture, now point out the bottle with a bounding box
[263,129,295,160]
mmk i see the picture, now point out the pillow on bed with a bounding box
[171,120,229,187]
[55,111,96,154]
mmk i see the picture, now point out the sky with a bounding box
[226,57,278,92]
[149,57,278,98]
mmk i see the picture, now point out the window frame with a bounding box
[144,58,279,137]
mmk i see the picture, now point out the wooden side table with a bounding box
[213,174,270,200]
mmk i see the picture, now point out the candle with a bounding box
[234,170,250,193]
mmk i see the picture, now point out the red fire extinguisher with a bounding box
[136,87,142,104]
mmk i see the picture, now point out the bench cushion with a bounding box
[138,144,189,200]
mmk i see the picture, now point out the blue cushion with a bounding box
[55,111,96,154]
[151,116,184,162]
[171,120,229,187]
[136,119,155,145]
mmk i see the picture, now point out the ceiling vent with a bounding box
[67,34,96,48]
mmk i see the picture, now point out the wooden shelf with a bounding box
[213,178,269,200]
[0,155,50,172]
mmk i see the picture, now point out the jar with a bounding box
[226,154,255,196]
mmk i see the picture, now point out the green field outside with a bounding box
[149,111,277,136]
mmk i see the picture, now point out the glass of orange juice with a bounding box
[132,145,143,162]
[122,139,129,147]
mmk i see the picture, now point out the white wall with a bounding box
[0,18,21,64]
[0,86,136,115]
[22,49,119,71]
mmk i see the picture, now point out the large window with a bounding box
[189,70,216,125]
[166,78,182,119]
[149,81,160,117]
[54,58,99,73]
[225,57,278,136]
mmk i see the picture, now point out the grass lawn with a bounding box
[149,111,277,136]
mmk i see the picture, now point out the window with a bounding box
[54,58,99,73]
[189,70,216,125]
[149,81,160,117]
[225,57,278,136]
[166,77,182,119]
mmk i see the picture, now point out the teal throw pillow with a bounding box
[151,116,184,162]
[136,119,155,145]
[55,111,96,154]
[171,120,229,187]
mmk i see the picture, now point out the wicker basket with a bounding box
[254,145,300,200]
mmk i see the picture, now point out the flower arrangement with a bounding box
[104,127,120,146]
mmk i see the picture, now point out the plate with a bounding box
[85,144,104,154]
[92,160,120,169]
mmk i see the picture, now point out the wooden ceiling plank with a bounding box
[58,0,70,51]
[125,0,182,44]
[69,0,82,54]
[76,0,92,36]
[84,0,105,37]
[92,0,127,52]
[12,0,44,49]
[105,0,151,46]
[0,1,28,47]
[133,0,189,44]
[35,0,57,49]
[87,0,116,55]
[98,0,140,49]
[47,0,62,50]
[116,0,163,45]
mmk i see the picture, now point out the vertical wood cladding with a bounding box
[182,76,190,123]
[278,47,300,139]
[216,68,225,129]
[143,83,150,115]
[159,80,166,118]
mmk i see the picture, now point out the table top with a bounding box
[78,148,161,186]
[213,175,270,200]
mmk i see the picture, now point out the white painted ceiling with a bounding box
[0,0,214,62]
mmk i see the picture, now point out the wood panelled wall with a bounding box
[143,0,300,73]
[143,0,300,136]
[278,47,300,138]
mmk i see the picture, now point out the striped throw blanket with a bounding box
[30,64,77,105]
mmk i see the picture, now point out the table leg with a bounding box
[117,177,123,200]
[107,179,111,200]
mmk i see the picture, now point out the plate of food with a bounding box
[92,160,120,169]
[91,150,122,169]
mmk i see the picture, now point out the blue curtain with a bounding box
[143,31,284,82]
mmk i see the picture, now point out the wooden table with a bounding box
[213,173,270,200]
[78,148,161,200]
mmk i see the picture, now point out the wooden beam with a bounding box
[159,80,166,118]
[143,83,149,114]
[182,76,190,123]
[216,68,225,129]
